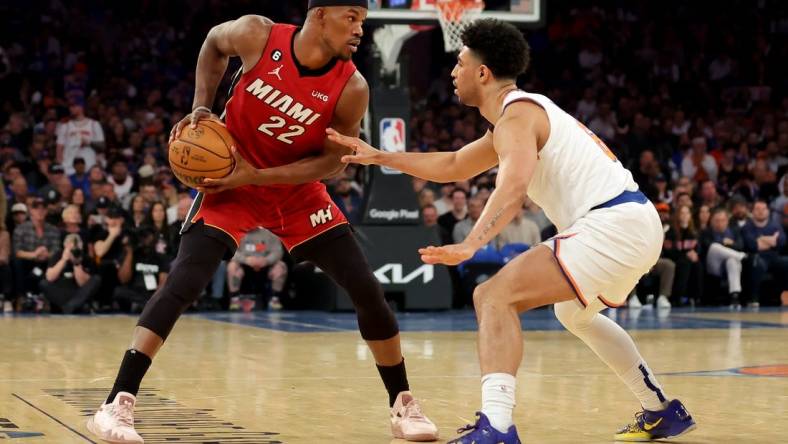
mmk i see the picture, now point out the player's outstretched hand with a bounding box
[418,243,476,266]
[197,146,257,194]
[326,128,382,165]
[168,107,220,144]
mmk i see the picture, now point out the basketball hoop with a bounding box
[435,0,485,52]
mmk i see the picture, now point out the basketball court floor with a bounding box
[1,307,786,443]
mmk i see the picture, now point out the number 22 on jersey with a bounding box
[257,116,305,145]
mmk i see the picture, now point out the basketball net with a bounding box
[435,0,485,52]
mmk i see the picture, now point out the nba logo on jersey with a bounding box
[380,117,405,175]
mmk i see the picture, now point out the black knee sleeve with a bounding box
[137,220,232,340]
[292,226,399,341]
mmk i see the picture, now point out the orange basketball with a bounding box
[168,119,236,188]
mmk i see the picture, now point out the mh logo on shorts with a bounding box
[309,204,334,228]
[379,117,405,175]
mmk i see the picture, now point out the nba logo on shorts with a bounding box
[380,117,405,175]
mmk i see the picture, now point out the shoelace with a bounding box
[456,422,476,434]
[620,411,646,433]
[403,400,430,423]
[110,402,135,428]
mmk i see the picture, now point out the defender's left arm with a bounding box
[420,102,543,265]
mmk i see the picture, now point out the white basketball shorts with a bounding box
[543,201,664,310]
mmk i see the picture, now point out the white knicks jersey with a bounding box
[500,90,639,232]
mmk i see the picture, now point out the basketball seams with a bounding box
[172,137,232,160]
[200,121,236,158]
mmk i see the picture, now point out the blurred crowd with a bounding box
[2,1,787,314]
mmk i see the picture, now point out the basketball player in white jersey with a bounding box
[327,19,696,443]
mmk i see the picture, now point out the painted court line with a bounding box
[12,393,96,443]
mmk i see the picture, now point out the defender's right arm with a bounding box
[326,128,499,183]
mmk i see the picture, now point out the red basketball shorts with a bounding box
[186,183,348,251]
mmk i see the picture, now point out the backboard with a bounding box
[366,0,543,26]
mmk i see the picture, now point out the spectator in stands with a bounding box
[682,137,718,183]
[663,204,701,307]
[114,226,169,312]
[56,97,103,175]
[771,175,788,215]
[433,183,454,215]
[145,201,172,260]
[331,177,363,224]
[90,206,130,310]
[227,228,287,311]
[495,205,541,249]
[41,233,100,313]
[697,180,723,208]
[69,157,90,197]
[418,188,436,209]
[422,204,438,228]
[11,197,60,303]
[168,195,192,253]
[696,204,711,231]
[129,194,148,228]
[729,196,750,229]
[700,207,747,307]
[453,196,484,244]
[742,200,788,307]
[107,158,134,202]
[61,204,88,244]
[438,188,467,244]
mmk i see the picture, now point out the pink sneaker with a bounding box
[390,391,439,441]
[86,392,144,443]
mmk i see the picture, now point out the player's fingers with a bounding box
[174,119,189,139]
[340,155,358,164]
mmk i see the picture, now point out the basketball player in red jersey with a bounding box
[86,2,438,442]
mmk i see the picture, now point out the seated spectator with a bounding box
[523,196,551,232]
[11,197,60,304]
[453,196,484,244]
[729,196,749,228]
[700,207,747,307]
[128,194,148,228]
[40,233,100,313]
[90,205,130,310]
[144,201,173,260]
[741,200,788,306]
[697,180,723,208]
[495,207,541,249]
[331,177,363,224]
[61,204,88,244]
[227,228,288,311]
[168,195,193,254]
[107,158,134,202]
[695,204,711,232]
[433,183,454,215]
[438,188,467,244]
[69,157,90,197]
[662,204,701,307]
[681,137,718,183]
[422,204,438,228]
[418,188,436,209]
[113,226,169,312]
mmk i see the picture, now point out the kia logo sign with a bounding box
[374,263,434,284]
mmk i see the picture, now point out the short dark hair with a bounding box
[451,188,468,199]
[461,19,530,80]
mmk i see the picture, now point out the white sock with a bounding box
[481,373,516,433]
[619,361,669,411]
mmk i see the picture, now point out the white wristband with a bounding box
[192,106,211,114]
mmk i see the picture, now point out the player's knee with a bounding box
[554,300,590,333]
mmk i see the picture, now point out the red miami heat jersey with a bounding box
[224,24,357,193]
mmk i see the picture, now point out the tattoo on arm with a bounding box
[478,207,505,242]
